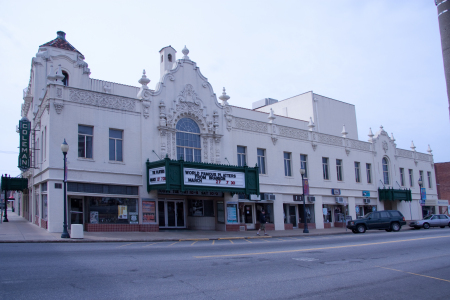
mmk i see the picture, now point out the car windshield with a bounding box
[363,213,372,218]
[423,215,433,220]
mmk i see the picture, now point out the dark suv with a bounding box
[347,210,406,233]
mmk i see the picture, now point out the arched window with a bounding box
[168,54,172,62]
[62,71,69,86]
[176,118,201,162]
[382,157,390,185]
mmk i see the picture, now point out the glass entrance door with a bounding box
[159,200,185,228]
[70,198,83,225]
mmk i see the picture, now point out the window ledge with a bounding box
[109,161,125,165]
[77,158,95,162]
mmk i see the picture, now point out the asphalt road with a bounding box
[1,228,450,300]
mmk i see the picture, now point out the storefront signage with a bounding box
[437,200,449,206]
[303,179,309,195]
[420,188,427,202]
[184,168,245,188]
[226,202,238,223]
[158,190,223,197]
[18,118,31,171]
[331,189,341,195]
[293,195,302,201]
[90,211,99,224]
[149,167,166,185]
[142,199,156,224]
[129,212,138,224]
[118,205,128,219]
[362,191,370,197]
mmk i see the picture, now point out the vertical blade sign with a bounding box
[18,118,31,171]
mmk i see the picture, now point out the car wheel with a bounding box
[423,223,430,229]
[356,224,366,233]
[391,222,401,232]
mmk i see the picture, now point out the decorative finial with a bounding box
[390,133,395,142]
[368,127,374,142]
[219,87,230,105]
[427,144,432,154]
[308,117,315,131]
[410,141,416,151]
[341,124,348,138]
[182,45,189,60]
[268,108,276,123]
[138,69,150,88]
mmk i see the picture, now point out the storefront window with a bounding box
[143,200,156,224]
[256,203,274,223]
[87,197,138,224]
[323,204,333,223]
[217,201,225,223]
[41,194,48,220]
[299,204,315,224]
[188,200,214,217]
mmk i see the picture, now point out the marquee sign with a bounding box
[18,118,31,171]
[146,157,259,195]
[184,168,245,188]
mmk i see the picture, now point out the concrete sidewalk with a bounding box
[0,210,410,243]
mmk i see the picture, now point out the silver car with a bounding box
[409,214,450,229]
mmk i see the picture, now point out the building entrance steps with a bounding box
[0,211,413,243]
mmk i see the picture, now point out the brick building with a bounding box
[435,162,450,215]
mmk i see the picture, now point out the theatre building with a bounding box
[17,32,438,233]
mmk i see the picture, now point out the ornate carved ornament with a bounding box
[169,84,208,131]
[143,102,150,119]
[382,141,388,153]
[234,117,268,133]
[317,133,343,147]
[54,101,64,114]
[278,125,309,140]
[69,88,136,112]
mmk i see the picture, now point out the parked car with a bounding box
[409,214,450,229]
[347,210,406,233]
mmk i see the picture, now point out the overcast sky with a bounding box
[0,0,449,177]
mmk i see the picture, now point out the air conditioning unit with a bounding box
[364,198,371,204]
[250,194,261,201]
[308,196,316,203]
[264,193,276,201]
[335,197,344,204]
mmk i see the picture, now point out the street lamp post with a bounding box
[61,139,70,239]
[418,177,423,218]
[300,168,309,233]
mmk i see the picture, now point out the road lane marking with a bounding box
[377,266,450,283]
[168,242,179,247]
[179,238,209,241]
[219,237,244,240]
[276,238,287,241]
[212,240,215,245]
[115,243,133,248]
[142,243,157,247]
[229,240,234,244]
[191,241,198,246]
[194,235,450,258]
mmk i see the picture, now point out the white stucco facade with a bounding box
[18,32,437,233]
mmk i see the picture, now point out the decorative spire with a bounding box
[308,117,315,131]
[218,87,230,105]
[47,65,56,83]
[390,133,395,142]
[341,124,348,138]
[368,127,374,142]
[268,108,276,123]
[138,69,150,89]
[410,141,416,151]
[182,45,190,60]
[55,64,65,85]
[427,144,432,154]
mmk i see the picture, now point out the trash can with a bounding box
[71,224,84,239]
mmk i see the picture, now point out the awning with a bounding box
[146,156,260,196]
[378,188,412,202]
